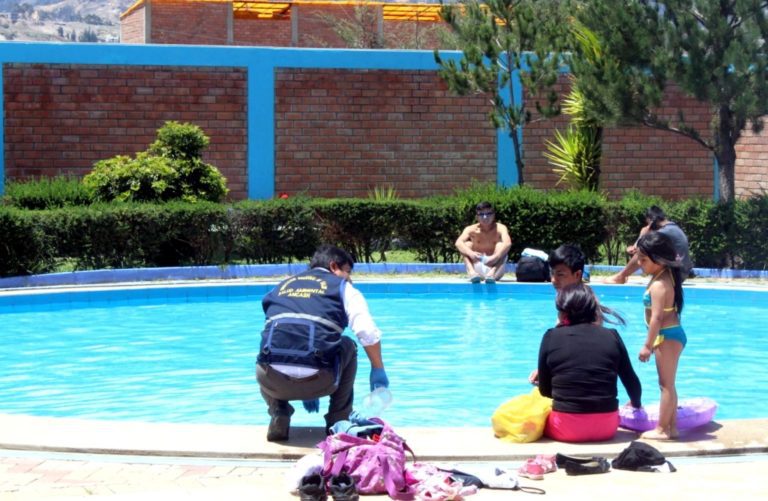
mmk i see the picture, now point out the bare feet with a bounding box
[640,428,677,440]
[602,273,627,284]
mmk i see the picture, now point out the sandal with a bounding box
[518,460,545,481]
[518,454,557,480]
[534,454,557,473]
[564,457,610,476]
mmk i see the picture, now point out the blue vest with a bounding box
[258,268,348,369]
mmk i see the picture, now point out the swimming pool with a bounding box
[1,282,766,427]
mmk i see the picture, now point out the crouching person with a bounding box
[256,244,389,442]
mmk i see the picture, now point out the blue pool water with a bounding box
[0,282,766,427]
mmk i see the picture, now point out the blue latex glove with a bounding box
[369,367,389,391]
[302,399,320,413]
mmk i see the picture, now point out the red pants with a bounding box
[545,409,619,443]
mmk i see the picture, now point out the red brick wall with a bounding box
[234,18,291,47]
[274,68,496,198]
[735,123,768,197]
[3,64,248,199]
[524,76,715,200]
[120,7,145,44]
[151,1,229,45]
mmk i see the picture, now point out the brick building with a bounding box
[120,0,447,49]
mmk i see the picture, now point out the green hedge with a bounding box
[0,207,57,275]
[3,177,93,209]
[1,188,767,278]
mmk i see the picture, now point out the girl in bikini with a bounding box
[636,231,687,440]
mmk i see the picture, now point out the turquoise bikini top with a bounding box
[643,269,677,312]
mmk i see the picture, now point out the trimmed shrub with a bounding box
[83,121,227,204]
[148,120,210,160]
[399,197,463,263]
[604,191,665,265]
[735,194,768,269]
[313,199,419,263]
[0,207,57,277]
[449,185,608,263]
[40,202,230,270]
[84,153,180,203]
[232,198,319,264]
[667,198,735,269]
[3,191,768,277]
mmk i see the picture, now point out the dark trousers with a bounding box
[256,336,358,429]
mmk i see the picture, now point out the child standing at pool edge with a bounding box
[636,231,687,440]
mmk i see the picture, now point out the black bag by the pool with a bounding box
[515,256,550,282]
[612,441,676,472]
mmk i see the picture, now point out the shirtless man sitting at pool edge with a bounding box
[455,201,512,283]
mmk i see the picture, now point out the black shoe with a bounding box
[266,415,290,442]
[555,453,599,468]
[564,457,611,476]
[298,473,327,501]
[328,472,358,501]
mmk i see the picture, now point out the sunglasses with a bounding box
[477,212,494,218]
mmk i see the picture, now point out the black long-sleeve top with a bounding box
[537,323,642,413]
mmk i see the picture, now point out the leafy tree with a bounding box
[434,0,570,184]
[571,0,768,203]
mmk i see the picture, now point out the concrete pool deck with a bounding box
[1,413,768,499]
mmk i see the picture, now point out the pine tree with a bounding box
[434,0,569,185]
[571,0,768,203]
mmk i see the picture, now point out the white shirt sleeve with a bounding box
[343,281,382,346]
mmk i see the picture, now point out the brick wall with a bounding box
[274,68,496,198]
[151,1,229,45]
[735,124,768,198]
[234,18,291,46]
[120,6,145,43]
[3,64,248,199]
[524,76,715,200]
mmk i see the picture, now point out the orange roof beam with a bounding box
[123,0,446,23]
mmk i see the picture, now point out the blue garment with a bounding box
[656,325,687,348]
[258,268,349,369]
[643,271,685,348]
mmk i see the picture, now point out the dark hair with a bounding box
[549,244,585,274]
[475,201,494,212]
[645,205,667,231]
[557,283,626,327]
[556,283,625,326]
[309,244,355,271]
[636,231,685,314]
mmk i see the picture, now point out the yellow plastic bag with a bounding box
[491,387,553,443]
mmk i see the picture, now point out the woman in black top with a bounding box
[538,283,643,442]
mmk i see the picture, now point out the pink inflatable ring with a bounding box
[619,397,717,432]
